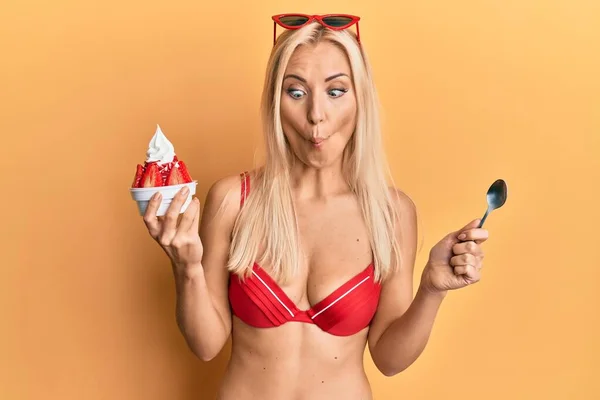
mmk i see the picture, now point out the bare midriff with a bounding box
[216,317,373,400]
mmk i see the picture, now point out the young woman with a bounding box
[141,14,489,400]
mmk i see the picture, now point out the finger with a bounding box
[476,258,484,271]
[453,264,478,279]
[190,198,201,234]
[453,264,469,275]
[464,265,481,283]
[450,253,477,267]
[163,186,190,233]
[452,240,481,256]
[458,219,480,233]
[457,228,489,243]
[179,196,199,232]
[143,192,163,238]
[443,219,478,242]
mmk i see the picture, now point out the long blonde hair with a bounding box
[227,22,403,284]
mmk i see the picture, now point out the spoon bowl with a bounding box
[479,179,508,228]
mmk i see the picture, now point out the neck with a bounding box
[289,160,348,200]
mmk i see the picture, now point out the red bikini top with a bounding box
[228,171,382,336]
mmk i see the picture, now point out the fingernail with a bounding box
[152,192,160,201]
[182,187,189,195]
[458,233,466,240]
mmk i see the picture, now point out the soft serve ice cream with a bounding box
[146,124,175,164]
[131,124,193,188]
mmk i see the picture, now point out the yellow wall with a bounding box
[2,0,598,399]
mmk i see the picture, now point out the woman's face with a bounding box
[280,41,357,169]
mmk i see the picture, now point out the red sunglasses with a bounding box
[271,14,361,46]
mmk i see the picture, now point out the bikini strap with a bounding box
[240,171,250,208]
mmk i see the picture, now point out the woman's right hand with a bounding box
[143,186,204,269]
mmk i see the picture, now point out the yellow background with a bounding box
[2,0,598,399]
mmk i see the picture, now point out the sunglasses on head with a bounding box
[271,14,361,46]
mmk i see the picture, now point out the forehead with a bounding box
[285,41,352,78]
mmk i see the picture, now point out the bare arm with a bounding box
[368,188,446,376]
[175,175,242,361]
[144,175,241,361]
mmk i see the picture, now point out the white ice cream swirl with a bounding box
[146,124,175,164]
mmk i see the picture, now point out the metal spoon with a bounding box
[479,179,508,228]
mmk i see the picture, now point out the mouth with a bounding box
[307,133,333,145]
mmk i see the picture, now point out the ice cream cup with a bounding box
[130,181,198,217]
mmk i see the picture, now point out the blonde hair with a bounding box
[227,22,403,284]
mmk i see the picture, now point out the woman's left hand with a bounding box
[420,219,489,294]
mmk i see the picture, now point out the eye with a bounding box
[328,88,348,98]
[287,89,305,99]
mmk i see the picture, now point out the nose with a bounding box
[307,94,325,125]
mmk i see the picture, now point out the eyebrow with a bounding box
[283,73,350,83]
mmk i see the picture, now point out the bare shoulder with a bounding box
[388,186,417,221]
[201,172,246,227]
[205,173,243,205]
[386,186,418,273]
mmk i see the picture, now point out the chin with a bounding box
[301,153,342,169]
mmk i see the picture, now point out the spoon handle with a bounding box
[479,209,490,228]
